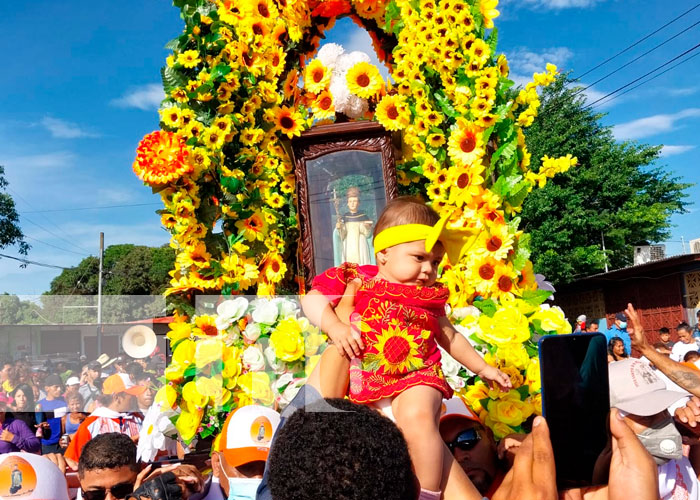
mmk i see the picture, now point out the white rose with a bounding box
[215,297,249,330]
[439,349,462,378]
[279,379,303,408]
[451,306,481,321]
[272,372,294,393]
[243,323,262,343]
[446,375,466,391]
[252,300,279,324]
[275,298,299,318]
[242,346,266,371]
[264,346,287,375]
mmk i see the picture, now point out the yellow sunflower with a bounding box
[177,50,201,69]
[448,119,485,167]
[311,90,335,120]
[497,54,510,77]
[261,252,287,282]
[346,62,384,99]
[375,94,410,131]
[362,325,424,374]
[268,105,304,138]
[304,59,331,94]
[479,0,500,29]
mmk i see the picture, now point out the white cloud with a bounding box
[1,151,76,169]
[505,0,603,8]
[613,108,700,140]
[111,84,165,111]
[660,145,696,157]
[507,47,574,75]
[668,87,699,97]
[40,117,99,139]
[96,188,137,204]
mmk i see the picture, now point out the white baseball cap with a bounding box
[65,376,80,386]
[609,359,688,416]
[215,405,280,467]
[0,452,70,500]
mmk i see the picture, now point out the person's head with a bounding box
[87,362,102,382]
[346,186,360,213]
[373,197,443,287]
[684,351,700,363]
[112,357,126,373]
[0,359,14,383]
[65,376,81,393]
[659,327,670,342]
[576,314,586,325]
[614,312,627,329]
[608,337,626,357]
[587,320,599,332]
[268,398,418,500]
[212,404,280,497]
[78,433,139,500]
[43,374,64,400]
[67,393,84,413]
[102,373,146,413]
[609,359,687,465]
[125,362,144,383]
[677,322,693,344]
[10,384,35,411]
[134,375,154,410]
[56,361,68,373]
[439,398,498,495]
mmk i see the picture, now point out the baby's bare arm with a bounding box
[437,316,487,373]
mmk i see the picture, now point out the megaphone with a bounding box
[122,325,157,359]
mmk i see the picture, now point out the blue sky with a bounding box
[1,0,698,295]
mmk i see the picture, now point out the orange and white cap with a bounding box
[0,452,70,500]
[102,373,147,396]
[439,397,482,425]
[215,405,280,468]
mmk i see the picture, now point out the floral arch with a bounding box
[134,0,577,444]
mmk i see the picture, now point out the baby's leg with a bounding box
[305,347,350,398]
[391,385,444,492]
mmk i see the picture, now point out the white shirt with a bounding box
[671,340,700,362]
[659,457,699,500]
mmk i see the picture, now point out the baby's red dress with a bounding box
[312,262,453,403]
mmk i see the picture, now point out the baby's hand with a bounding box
[328,322,364,359]
[478,365,513,392]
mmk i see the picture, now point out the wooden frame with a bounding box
[292,121,398,287]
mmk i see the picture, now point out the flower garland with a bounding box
[134,0,578,443]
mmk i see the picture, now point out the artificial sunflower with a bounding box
[304,59,331,94]
[346,62,384,99]
[311,90,335,120]
[268,105,305,138]
[447,120,485,167]
[479,0,500,29]
[375,94,410,131]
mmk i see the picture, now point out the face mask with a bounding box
[618,321,627,329]
[636,416,683,465]
[220,466,261,500]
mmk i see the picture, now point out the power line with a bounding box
[24,234,91,257]
[575,3,700,80]
[578,19,700,93]
[586,42,700,108]
[21,202,162,214]
[0,253,71,270]
[592,50,700,109]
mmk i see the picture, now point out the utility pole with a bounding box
[601,231,609,273]
[97,232,104,356]
[681,236,687,255]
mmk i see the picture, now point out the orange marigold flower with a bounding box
[133,131,192,186]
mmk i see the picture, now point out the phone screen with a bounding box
[539,333,611,489]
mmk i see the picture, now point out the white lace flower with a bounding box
[317,43,345,69]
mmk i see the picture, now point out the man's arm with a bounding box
[626,303,700,397]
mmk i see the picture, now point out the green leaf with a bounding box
[491,174,522,198]
[516,384,530,399]
[473,298,497,317]
[468,333,486,345]
[161,66,186,94]
[486,28,499,56]
[490,139,517,169]
[434,91,458,119]
[480,398,492,411]
[164,37,180,51]
[183,365,197,379]
[506,180,531,208]
[210,63,232,81]
[521,289,553,306]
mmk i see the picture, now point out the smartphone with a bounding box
[539,333,611,490]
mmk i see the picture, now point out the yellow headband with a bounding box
[373,213,478,265]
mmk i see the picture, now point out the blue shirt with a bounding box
[604,325,631,355]
[37,398,67,446]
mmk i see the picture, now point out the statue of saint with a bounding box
[333,186,375,266]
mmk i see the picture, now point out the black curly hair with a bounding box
[267,398,418,500]
[78,432,138,478]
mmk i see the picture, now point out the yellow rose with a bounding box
[531,305,572,334]
[477,306,531,345]
[527,394,543,415]
[499,365,524,388]
[173,339,196,367]
[182,381,208,409]
[195,339,225,369]
[155,385,178,409]
[175,407,203,443]
[464,381,489,413]
[487,398,525,427]
[525,358,541,393]
[496,344,530,370]
[484,415,516,439]
[304,331,325,357]
[270,317,305,362]
[165,363,186,382]
[237,372,275,406]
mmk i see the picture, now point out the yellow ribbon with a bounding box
[373,213,478,264]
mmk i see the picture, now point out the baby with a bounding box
[303,197,511,498]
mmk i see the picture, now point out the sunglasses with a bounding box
[446,428,481,454]
[82,482,135,500]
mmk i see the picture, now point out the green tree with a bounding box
[520,75,691,285]
[0,293,36,324]
[0,165,29,256]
